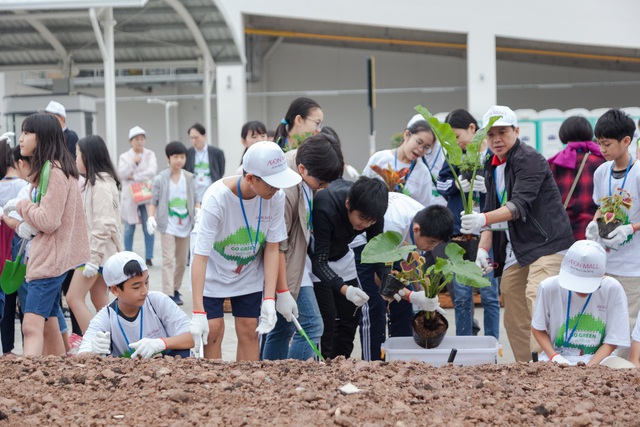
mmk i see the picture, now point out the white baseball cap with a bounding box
[482,105,518,129]
[407,113,426,128]
[44,101,66,118]
[557,240,606,294]
[103,251,148,287]
[128,126,146,140]
[242,140,301,189]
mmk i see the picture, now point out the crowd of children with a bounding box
[1,97,640,369]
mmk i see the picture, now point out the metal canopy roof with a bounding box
[0,0,243,72]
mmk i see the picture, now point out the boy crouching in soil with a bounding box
[78,251,194,358]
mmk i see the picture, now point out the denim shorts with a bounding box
[203,291,262,319]
[23,272,67,319]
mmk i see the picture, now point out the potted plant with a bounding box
[413,105,501,260]
[361,232,490,348]
[597,188,633,240]
[369,164,411,194]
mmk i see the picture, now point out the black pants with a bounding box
[313,278,361,360]
[1,292,19,353]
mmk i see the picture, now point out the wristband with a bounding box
[159,337,168,350]
[405,290,413,302]
[550,353,560,360]
[192,310,207,315]
[276,289,290,294]
[264,297,276,301]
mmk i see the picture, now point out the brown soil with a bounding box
[2,356,638,426]
[413,311,448,348]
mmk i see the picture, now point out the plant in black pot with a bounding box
[414,105,501,261]
[361,232,490,349]
[597,188,633,241]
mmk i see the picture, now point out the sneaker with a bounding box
[173,291,184,306]
[146,258,153,267]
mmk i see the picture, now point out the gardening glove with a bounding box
[398,289,439,312]
[146,216,157,235]
[256,299,277,334]
[3,198,20,216]
[457,178,471,193]
[189,312,209,350]
[473,176,487,193]
[345,286,369,307]
[92,331,111,355]
[475,247,492,273]
[0,132,14,144]
[275,290,299,322]
[82,262,99,279]
[602,224,634,247]
[460,211,487,234]
[129,338,167,359]
[17,221,38,240]
[551,353,571,365]
[585,221,599,241]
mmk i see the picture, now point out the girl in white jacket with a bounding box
[67,135,122,334]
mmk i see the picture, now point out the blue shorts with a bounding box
[203,291,262,319]
[23,272,67,319]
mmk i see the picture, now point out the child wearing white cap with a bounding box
[189,140,301,361]
[531,240,634,367]
[78,251,193,358]
[117,126,158,266]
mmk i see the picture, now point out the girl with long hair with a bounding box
[66,135,122,334]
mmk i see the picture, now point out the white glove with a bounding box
[17,221,38,240]
[460,211,487,234]
[129,337,167,358]
[83,262,99,279]
[0,132,14,144]
[275,290,299,322]
[3,198,20,216]
[345,286,369,307]
[189,312,209,350]
[92,331,111,355]
[457,179,471,193]
[256,299,277,334]
[585,221,599,241]
[551,353,571,365]
[602,224,634,247]
[475,247,492,273]
[146,216,157,235]
[473,176,487,193]
[399,289,439,312]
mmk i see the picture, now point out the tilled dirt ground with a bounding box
[1,355,639,426]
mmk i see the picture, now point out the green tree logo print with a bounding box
[554,313,605,355]
[213,227,266,274]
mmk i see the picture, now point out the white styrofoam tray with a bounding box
[382,336,500,367]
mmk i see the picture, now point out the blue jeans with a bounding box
[262,286,323,360]
[452,272,500,339]
[123,204,154,259]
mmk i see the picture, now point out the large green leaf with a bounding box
[470,115,501,148]
[361,231,417,264]
[444,243,490,288]
[414,105,462,165]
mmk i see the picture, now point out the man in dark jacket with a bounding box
[45,100,78,159]
[460,105,574,362]
[184,123,225,203]
[310,177,389,359]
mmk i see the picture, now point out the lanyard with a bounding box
[195,149,207,165]
[394,149,417,191]
[301,184,313,232]
[608,157,633,196]
[237,177,262,255]
[427,147,442,174]
[563,291,592,347]
[115,303,143,352]
[493,168,507,206]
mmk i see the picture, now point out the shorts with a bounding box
[23,272,67,319]
[203,291,262,319]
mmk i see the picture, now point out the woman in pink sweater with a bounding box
[3,113,89,356]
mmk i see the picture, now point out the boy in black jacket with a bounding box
[310,176,389,359]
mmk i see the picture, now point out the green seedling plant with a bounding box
[361,232,489,320]
[414,105,501,216]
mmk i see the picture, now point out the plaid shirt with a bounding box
[549,151,604,240]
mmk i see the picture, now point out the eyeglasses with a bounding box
[408,132,434,155]
[304,117,324,131]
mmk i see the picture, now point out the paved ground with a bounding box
[9,229,516,363]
